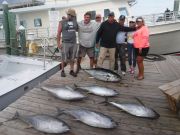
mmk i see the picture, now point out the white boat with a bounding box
[0,54,60,110]
[0,0,180,54]
[141,11,180,54]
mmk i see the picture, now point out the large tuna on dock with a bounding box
[41,85,86,101]
[13,112,70,134]
[74,84,118,97]
[57,108,117,129]
[84,68,121,82]
[109,102,160,119]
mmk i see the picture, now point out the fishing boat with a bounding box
[0,0,180,54]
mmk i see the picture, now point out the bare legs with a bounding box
[136,56,144,80]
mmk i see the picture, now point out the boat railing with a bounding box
[26,27,52,39]
[1,11,180,46]
[127,11,180,26]
[0,29,5,40]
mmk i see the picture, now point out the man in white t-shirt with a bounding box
[76,12,99,73]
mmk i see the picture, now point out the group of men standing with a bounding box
[57,8,135,77]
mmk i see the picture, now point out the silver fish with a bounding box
[109,102,160,119]
[41,85,86,101]
[58,108,117,129]
[14,112,70,134]
[74,84,118,97]
[84,68,121,82]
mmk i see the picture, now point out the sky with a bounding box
[131,0,174,16]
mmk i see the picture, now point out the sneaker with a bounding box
[122,71,126,76]
[69,70,77,77]
[61,71,66,77]
[128,68,132,73]
[130,68,134,74]
[75,64,82,74]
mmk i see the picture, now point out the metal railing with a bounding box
[40,38,49,70]
[127,11,180,26]
[0,29,5,40]
[26,27,51,39]
[1,11,180,43]
[0,0,45,10]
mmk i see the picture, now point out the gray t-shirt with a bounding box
[61,18,78,43]
[78,21,99,48]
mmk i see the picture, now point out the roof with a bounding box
[0,0,44,4]
[9,0,109,13]
[0,0,45,9]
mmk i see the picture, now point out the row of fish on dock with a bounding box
[11,68,160,134]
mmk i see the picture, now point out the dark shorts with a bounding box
[135,47,149,57]
[78,45,94,58]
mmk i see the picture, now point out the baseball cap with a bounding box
[108,12,115,17]
[66,8,76,17]
[119,15,126,20]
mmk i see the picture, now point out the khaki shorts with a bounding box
[61,42,77,62]
[78,45,94,58]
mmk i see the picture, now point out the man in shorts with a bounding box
[76,12,99,73]
[57,8,78,77]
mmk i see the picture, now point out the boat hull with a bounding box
[149,22,180,54]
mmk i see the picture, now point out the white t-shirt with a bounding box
[127,31,135,44]
[78,21,99,48]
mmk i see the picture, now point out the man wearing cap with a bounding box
[115,15,128,75]
[76,12,100,73]
[57,8,78,77]
[96,12,135,70]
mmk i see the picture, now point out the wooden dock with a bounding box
[0,55,180,135]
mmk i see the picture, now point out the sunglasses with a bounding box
[67,14,73,17]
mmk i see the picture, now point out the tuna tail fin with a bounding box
[36,82,43,89]
[7,111,20,122]
[0,111,20,123]
[13,111,20,119]
[97,97,110,106]
[56,107,66,116]
[73,83,78,88]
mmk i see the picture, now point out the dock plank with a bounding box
[0,55,180,135]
